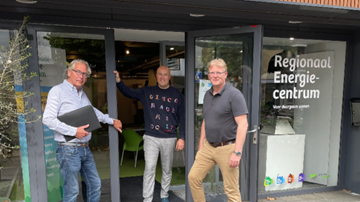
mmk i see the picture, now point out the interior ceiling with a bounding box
[1,0,360,33]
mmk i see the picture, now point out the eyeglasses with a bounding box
[208,71,226,76]
[72,69,90,78]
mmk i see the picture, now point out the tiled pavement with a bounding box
[258,190,360,202]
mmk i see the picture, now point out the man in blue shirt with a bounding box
[43,59,122,202]
[114,66,185,202]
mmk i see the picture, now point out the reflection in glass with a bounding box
[259,37,346,194]
[0,29,27,201]
[38,32,111,201]
[194,34,253,198]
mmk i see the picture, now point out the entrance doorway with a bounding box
[185,25,263,202]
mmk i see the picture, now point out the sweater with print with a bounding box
[116,81,185,139]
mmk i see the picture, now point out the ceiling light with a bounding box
[126,50,130,54]
[240,50,243,53]
[16,0,37,4]
[290,37,295,40]
[170,47,174,50]
[289,21,303,24]
[291,44,308,47]
[190,13,205,17]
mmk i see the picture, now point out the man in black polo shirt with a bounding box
[188,58,249,202]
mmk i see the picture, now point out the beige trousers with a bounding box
[188,139,241,202]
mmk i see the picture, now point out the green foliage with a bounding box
[0,16,39,159]
[43,34,106,71]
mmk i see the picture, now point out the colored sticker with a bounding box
[264,176,273,186]
[159,105,163,110]
[310,174,317,179]
[287,174,294,184]
[166,107,170,112]
[298,173,305,182]
[155,125,160,130]
[276,175,285,185]
[155,114,160,120]
[322,175,330,179]
[151,103,155,108]
[162,97,166,101]
[149,94,153,99]
[174,98,178,103]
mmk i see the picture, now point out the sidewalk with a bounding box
[258,190,360,202]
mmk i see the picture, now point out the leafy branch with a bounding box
[0,16,40,159]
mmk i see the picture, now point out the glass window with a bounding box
[259,37,346,193]
[0,29,27,201]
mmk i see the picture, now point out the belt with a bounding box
[58,142,88,147]
[209,139,235,148]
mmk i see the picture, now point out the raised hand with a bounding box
[113,71,121,83]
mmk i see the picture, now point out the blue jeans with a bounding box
[56,145,101,202]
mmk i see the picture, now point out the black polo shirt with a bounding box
[202,82,248,143]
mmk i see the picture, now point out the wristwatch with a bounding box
[233,151,242,157]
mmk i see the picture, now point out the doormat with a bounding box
[81,176,184,202]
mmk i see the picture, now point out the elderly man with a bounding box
[114,66,185,202]
[43,59,122,202]
[188,58,249,202]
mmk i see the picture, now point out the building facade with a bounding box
[0,0,360,202]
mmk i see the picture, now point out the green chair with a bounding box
[120,129,144,167]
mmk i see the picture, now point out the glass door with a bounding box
[26,25,120,202]
[185,26,263,202]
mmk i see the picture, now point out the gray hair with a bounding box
[64,59,92,79]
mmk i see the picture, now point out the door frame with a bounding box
[26,24,120,202]
[185,25,263,202]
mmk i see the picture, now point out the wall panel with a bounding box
[276,0,360,8]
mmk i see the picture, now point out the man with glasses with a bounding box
[188,58,249,202]
[114,66,185,202]
[43,59,123,202]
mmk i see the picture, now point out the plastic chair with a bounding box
[120,129,144,167]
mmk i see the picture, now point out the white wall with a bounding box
[298,42,346,186]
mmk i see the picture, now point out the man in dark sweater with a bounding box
[114,66,185,202]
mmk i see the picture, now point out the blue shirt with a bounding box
[43,80,114,142]
[116,81,185,139]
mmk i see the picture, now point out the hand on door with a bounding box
[113,71,121,83]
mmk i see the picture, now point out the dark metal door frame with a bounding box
[26,24,120,202]
[185,25,263,202]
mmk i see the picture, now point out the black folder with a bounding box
[57,105,101,142]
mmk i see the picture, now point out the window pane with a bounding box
[0,29,27,201]
[259,37,346,194]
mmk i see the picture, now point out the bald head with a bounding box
[156,66,171,89]
[157,66,170,74]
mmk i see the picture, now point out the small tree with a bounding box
[0,16,39,159]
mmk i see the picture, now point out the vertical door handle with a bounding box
[247,125,258,145]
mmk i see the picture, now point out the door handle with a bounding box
[247,125,258,145]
